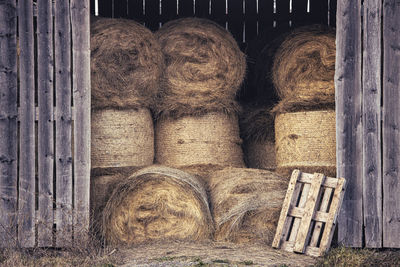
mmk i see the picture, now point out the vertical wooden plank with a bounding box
[54,0,73,247]
[363,0,382,248]
[258,0,273,33]
[195,0,210,18]
[309,0,328,25]
[144,0,159,31]
[292,0,308,27]
[71,0,91,245]
[227,0,244,47]
[272,170,301,248]
[178,0,194,17]
[288,183,310,243]
[275,0,290,29]
[383,0,400,248]
[37,0,54,247]
[294,173,325,253]
[244,0,257,43]
[211,0,226,28]
[127,0,144,22]
[98,0,113,17]
[319,178,346,253]
[17,0,36,248]
[309,187,333,247]
[161,0,177,24]
[335,0,363,247]
[0,0,18,248]
[114,0,128,18]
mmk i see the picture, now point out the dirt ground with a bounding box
[114,241,316,266]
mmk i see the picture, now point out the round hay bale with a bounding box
[90,167,139,237]
[91,17,164,109]
[209,167,289,244]
[155,113,245,168]
[91,108,154,168]
[155,18,246,118]
[239,106,276,170]
[275,110,336,177]
[272,25,336,103]
[102,165,213,245]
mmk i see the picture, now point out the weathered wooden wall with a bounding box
[0,0,90,248]
[336,0,400,248]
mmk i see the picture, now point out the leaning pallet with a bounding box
[272,169,346,257]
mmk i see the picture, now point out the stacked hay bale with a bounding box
[102,165,213,245]
[209,167,288,244]
[90,17,164,234]
[271,25,336,177]
[240,106,276,171]
[154,18,246,172]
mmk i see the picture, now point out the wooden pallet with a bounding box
[272,170,346,257]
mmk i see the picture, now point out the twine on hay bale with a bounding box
[209,167,289,244]
[102,165,214,245]
[91,17,164,109]
[155,18,246,118]
[272,24,336,104]
[91,108,154,168]
[155,112,245,168]
[239,106,276,170]
[275,110,336,177]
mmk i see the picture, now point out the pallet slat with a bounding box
[0,0,18,248]
[273,170,346,257]
[17,0,36,248]
[294,173,325,253]
[362,0,382,248]
[71,0,91,245]
[55,0,73,247]
[335,0,363,247]
[37,0,54,247]
[383,0,400,248]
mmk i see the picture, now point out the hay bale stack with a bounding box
[272,24,336,107]
[155,113,245,168]
[90,17,162,168]
[240,106,276,170]
[155,17,246,118]
[102,165,213,245]
[91,17,163,109]
[275,110,336,177]
[209,167,288,244]
[91,108,154,168]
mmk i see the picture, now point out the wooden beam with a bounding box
[383,0,400,248]
[0,0,18,248]
[335,0,363,247]
[362,0,382,248]
[17,0,36,248]
[71,0,91,245]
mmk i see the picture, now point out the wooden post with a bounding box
[362,0,382,248]
[71,0,91,244]
[17,0,36,248]
[0,0,18,248]
[37,0,54,247]
[335,0,363,247]
[383,0,400,248]
[55,0,73,247]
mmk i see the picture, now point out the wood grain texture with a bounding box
[335,0,363,247]
[309,187,332,246]
[17,0,36,248]
[294,173,324,253]
[37,0,54,247]
[362,0,382,248]
[71,0,91,244]
[0,0,18,248]
[55,0,73,247]
[383,0,400,248]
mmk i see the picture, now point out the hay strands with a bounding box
[272,170,346,257]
